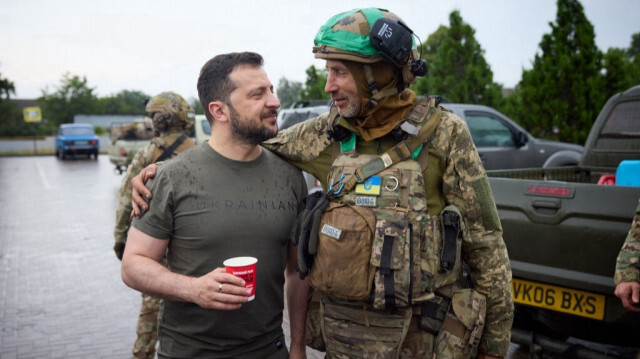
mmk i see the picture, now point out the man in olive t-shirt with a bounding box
[121,52,310,359]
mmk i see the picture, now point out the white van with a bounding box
[194,115,211,144]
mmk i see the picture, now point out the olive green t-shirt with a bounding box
[133,142,307,358]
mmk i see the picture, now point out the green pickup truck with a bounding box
[486,85,640,354]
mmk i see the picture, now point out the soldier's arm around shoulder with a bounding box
[435,110,514,357]
[262,113,332,162]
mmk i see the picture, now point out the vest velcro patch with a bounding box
[355,175,381,195]
[355,196,377,207]
[321,224,342,240]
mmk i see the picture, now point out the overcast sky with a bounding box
[1,0,638,102]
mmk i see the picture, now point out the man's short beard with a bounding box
[228,104,277,145]
[341,99,361,118]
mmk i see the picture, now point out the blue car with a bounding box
[55,123,100,160]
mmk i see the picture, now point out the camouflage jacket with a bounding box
[113,131,197,246]
[263,108,514,356]
[615,198,640,284]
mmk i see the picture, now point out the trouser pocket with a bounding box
[321,297,412,359]
[420,289,486,359]
[304,290,326,351]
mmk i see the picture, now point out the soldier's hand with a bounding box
[614,281,640,311]
[130,164,158,217]
[190,268,252,310]
[114,242,125,261]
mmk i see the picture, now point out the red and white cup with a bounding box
[223,256,257,301]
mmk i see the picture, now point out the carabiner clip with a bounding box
[329,174,346,196]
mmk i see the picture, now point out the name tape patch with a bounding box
[321,224,342,240]
[355,196,377,207]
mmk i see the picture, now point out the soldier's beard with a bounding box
[228,104,277,145]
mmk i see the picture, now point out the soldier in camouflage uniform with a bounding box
[129,9,513,359]
[262,8,513,359]
[614,198,640,312]
[113,91,196,359]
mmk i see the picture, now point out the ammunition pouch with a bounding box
[432,205,465,290]
[370,219,416,309]
[308,202,376,300]
[419,288,486,358]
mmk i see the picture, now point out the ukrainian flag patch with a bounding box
[355,175,381,195]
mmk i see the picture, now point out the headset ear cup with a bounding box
[411,59,428,77]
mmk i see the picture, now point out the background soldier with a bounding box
[614,198,640,312]
[113,91,196,359]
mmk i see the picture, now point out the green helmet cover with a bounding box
[314,8,417,57]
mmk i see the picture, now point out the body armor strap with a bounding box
[155,134,188,163]
[328,105,441,199]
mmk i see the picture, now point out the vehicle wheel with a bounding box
[57,149,66,160]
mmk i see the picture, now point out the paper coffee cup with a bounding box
[223,256,257,301]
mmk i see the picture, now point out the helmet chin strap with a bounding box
[363,64,401,110]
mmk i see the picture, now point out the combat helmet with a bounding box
[145,92,195,133]
[313,8,427,107]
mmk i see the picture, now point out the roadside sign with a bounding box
[23,107,42,123]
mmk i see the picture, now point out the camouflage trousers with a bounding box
[323,316,437,359]
[132,293,161,359]
[310,290,485,359]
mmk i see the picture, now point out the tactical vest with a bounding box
[308,96,464,310]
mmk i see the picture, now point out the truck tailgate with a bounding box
[489,176,640,294]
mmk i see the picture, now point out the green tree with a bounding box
[602,48,634,97]
[508,0,603,144]
[99,90,149,114]
[418,11,503,107]
[300,65,330,101]
[626,32,640,88]
[38,73,101,132]
[189,97,204,115]
[0,71,31,137]
[411,25,448,96]
[277,77,303,108]
[0,70,16,100]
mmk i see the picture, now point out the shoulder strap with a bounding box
[328,97,441,198]
[155,134,188,163]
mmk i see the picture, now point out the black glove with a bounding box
[114,242,126,261]
[291,191,329,279]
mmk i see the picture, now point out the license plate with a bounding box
[511,278,605,320]
[75,141,88,145]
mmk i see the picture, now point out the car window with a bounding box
[600,100,640,137]
[62,127,95,136]
[280,111,321,130]
[596,99,640,152]
[465,112,515,147]
[201,118,211,135]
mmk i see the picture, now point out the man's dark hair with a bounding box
[197,52,264,123]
